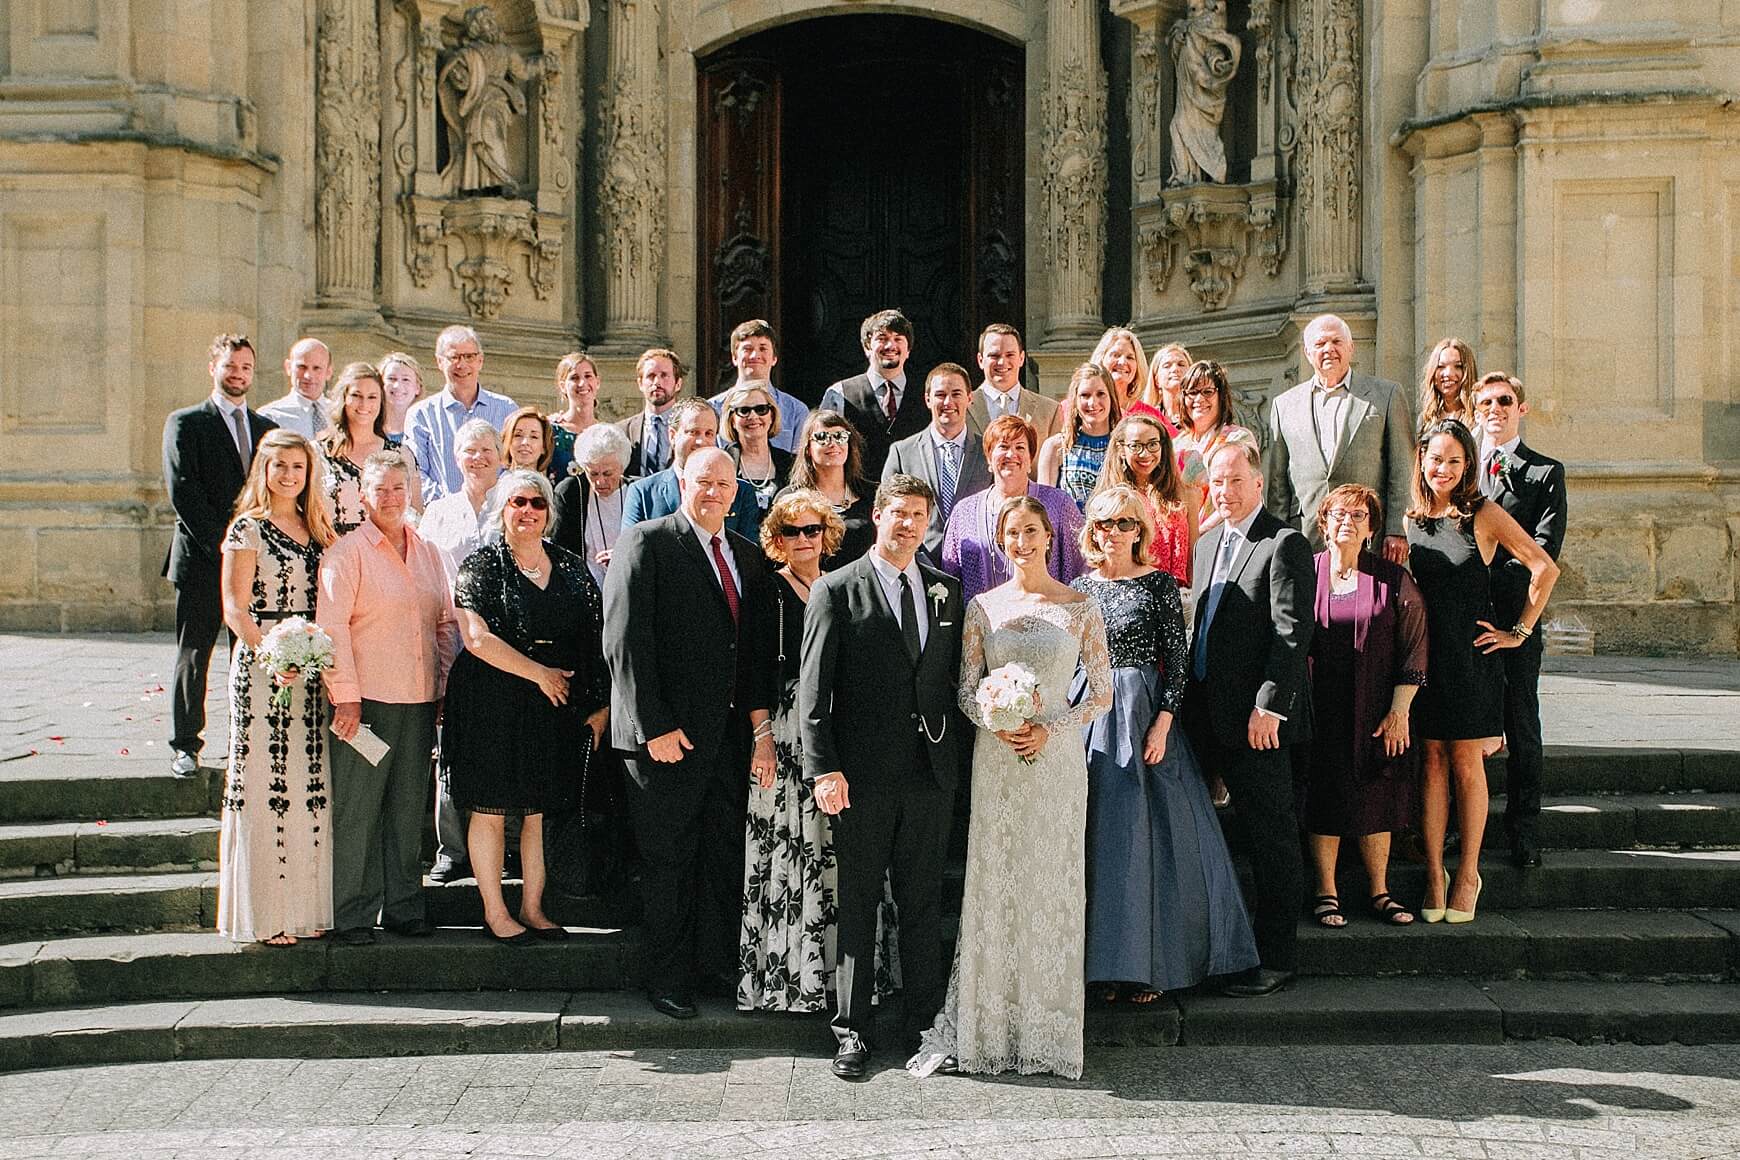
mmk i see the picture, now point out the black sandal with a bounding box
[1370,892,1415,925]
[1312,894,1346,928]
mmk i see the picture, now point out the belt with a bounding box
[256,610,315,622]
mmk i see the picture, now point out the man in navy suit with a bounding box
[819,309,930,479]
[620,397,760,540]
[1474,372,1568,869]
[161,334,276,775]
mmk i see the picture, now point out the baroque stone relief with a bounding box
[1167,0,1241,185]
[313,0,381,305]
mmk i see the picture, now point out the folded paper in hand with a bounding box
[344,724,391,766]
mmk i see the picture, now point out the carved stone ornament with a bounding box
[1040,55,1108,292]
[1129,27,1161,189]
[1167,0,1242,185]
[314,0,381,303]
[1137,180,1287,311]
[404,194,564,320]
[438,4,545,195]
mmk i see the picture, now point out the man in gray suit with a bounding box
[882,362,992,565]
[1264,315,1414,564]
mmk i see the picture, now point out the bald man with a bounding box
[258,337,333,439]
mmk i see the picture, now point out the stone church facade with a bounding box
[0,1,1735,653]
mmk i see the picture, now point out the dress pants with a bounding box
[433,744,469,865]
[1500,634,1545,846]
[170,571,224,756]
[627,720,748,999]
[330,700,437,931]
[829,769,953,1048]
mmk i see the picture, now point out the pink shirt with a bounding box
[317,520,460,704]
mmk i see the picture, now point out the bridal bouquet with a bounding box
[256,617,335,709]
[976,662,1040,763]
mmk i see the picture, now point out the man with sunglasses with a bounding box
[620,397,761,540]
[708,320,810,453]
[1473,372,1567,870]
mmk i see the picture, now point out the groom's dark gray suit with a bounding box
[800,551,964,1048]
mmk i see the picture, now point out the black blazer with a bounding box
[1186,508,1316,746]
[161,398,276,583]
[820,373,931,479]
[799,553,964,789]
[602,510,768,773]
[550,472,639,559]
[1481,441,1567,625]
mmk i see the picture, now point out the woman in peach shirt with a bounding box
[318,449,461,946]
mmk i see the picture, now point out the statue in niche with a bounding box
[1167,0,1241,185]
[438,5,542,195]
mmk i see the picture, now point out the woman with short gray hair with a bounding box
[552,422,634,586]
[419,418,502,572]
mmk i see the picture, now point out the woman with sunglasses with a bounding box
[441,469,610,944]
[780,410,874,568]
[1094,414,1196,587]
[1172,360,1256,537]
[722,382,794,530]
[1072,486,1257,1006]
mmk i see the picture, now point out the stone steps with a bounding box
[2,977,1735,1072]
[1481,747,1740,796]
[0,759,219,823]
[0,817,219,878]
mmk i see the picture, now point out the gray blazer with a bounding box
[882,427,993,562]
[1263,371,1414,546]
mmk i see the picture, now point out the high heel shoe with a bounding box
[1421,869,1450,924]
[1445,874,1483,924]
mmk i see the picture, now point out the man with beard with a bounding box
[819,309,930,479]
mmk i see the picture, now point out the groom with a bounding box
[801,474,964,1079]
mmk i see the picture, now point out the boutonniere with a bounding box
[928,581,949,612]
[1490,448,1515,478]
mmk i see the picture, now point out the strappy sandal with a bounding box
[262,932,298,947]
[1312,894,1346,928]
[1369,892,1414,926]
[1126,987,1163,1005]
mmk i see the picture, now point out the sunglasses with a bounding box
[1475,395,1517,409]
[1092,517,1143,533]
[810,430,852,446]
[505,495,549,511]
[778,523,825,539]
[1123,439,1165,455]
[733,403,774,417]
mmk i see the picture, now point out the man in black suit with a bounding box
[818,308,930,479]
[161,334,276,776]
[1474,373,1568,869]
[602,446,768,1019]
[801,474,964,1079]
[881,363,992,566]
[1183,440,1315,996]
[616,348,686,477]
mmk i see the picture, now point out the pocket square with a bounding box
[938,621,954,627]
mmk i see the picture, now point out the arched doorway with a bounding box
[696,15,1025,397]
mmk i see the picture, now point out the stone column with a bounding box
[1297,0,1362,295]
[313,0,381,308]
[596,0,667,348]
[1038,0,1108,344]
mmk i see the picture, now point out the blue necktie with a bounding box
[938,440,960,521]
[1192,531,1238,681]
[648,413,666,471]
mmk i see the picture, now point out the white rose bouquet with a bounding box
[975,662,1040,764]
[256,617,336,709]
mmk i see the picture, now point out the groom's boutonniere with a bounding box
[1489,448,1513,479]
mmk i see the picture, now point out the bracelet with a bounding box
[751,723,774,739]
[1510,621,1533,639]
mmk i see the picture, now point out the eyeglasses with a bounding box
[1182,387,1219,399]
[1091,517,1143,533]
[1123,439,1165,455]
[441,350,482,363]
[732,404,774,417]
[1474,395,1517,410]
[810,430,852,446]
[1325,508,1369,524]
[505,495,549,511]
[778,523,825,539]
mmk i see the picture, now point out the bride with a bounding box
[911,495,1112,1079]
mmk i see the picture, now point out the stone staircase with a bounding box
[1,746,1737,1071]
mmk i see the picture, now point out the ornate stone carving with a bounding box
[597,0,667,343]
[712,207,770,308]
[314,0,380,304]
[1167,0,1241,185]
[1248,0,1275,104]
[1039,0,1107,341]
[403,194,563,320]
[1130,28,1161,191]
[1296,0,1362,292]
[437,5,545,196]
[1136,180,1288,311]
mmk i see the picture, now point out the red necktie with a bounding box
[883,384,898,424]
[710,534,740,623]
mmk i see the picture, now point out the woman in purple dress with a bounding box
[941,414,1085,604]
[1303,484,1428,929]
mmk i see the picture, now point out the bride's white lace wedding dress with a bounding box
[910,585,1112,1079]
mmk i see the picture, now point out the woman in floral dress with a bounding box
[322,362,411,535]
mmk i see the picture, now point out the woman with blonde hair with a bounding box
[1147,343,1193,433]
[1037,363,1122,511]
[323,362,419,534]
[1073,485,1256,1003]
[1417,337,1479,432]
[378,352,425,443]
[217,430,339,946]
[721,381,794,528]
[1095,414,1195,586]
[1090,326,1160,419]
[549,351,602,480]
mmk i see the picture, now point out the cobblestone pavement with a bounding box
[0,1044,1737,1159]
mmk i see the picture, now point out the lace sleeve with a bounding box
[956,597,991,727]
[1152,572,1188,713]
[1050,601,1113,730]
[1395,563,1429,687]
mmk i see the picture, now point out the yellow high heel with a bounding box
[1421,869,1450,924]
[1445,874,1484,925]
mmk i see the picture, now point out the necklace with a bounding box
[511,547,544,580]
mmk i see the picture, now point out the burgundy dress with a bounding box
[1304,552,1429,837]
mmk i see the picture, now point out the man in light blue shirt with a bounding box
[405,324,517,501]
[257,337,332,439]
[708,319,809,453]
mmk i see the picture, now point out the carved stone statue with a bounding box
[438,5,542,195]
[1167,0,1241,185]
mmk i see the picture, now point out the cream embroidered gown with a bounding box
[912,586,1112,1079]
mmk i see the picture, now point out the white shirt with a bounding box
[213,394,251,461]
[982,383,1022,419]
[869,371,908,413]
[1308,373,1353,465]
[868,550,929,651]
[691,520,740,593]
[927,425,969,465]
[259,391,327,441]
[420,490,492,581]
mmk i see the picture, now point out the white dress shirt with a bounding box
[868,549,929,651]
[1308,373,1352,465]
[869,371,908,416]
[692,520,740,592]
[1214,509,1285,720]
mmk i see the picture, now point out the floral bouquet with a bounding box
[976,662,1040,764]
[256,617,335,709]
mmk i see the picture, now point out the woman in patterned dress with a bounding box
[218,430,339,945]
[1036,363,1122,512]
[548,350,603,482]
[322,362,415,536]
[1093,414,1196,588]
[1172,360,1257,538]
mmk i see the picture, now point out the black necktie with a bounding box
[898,573,921,662]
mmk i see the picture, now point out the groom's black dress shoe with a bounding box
[1220,968,1294,997]
[649,993,698,1020]
[832,1033,870,1079]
